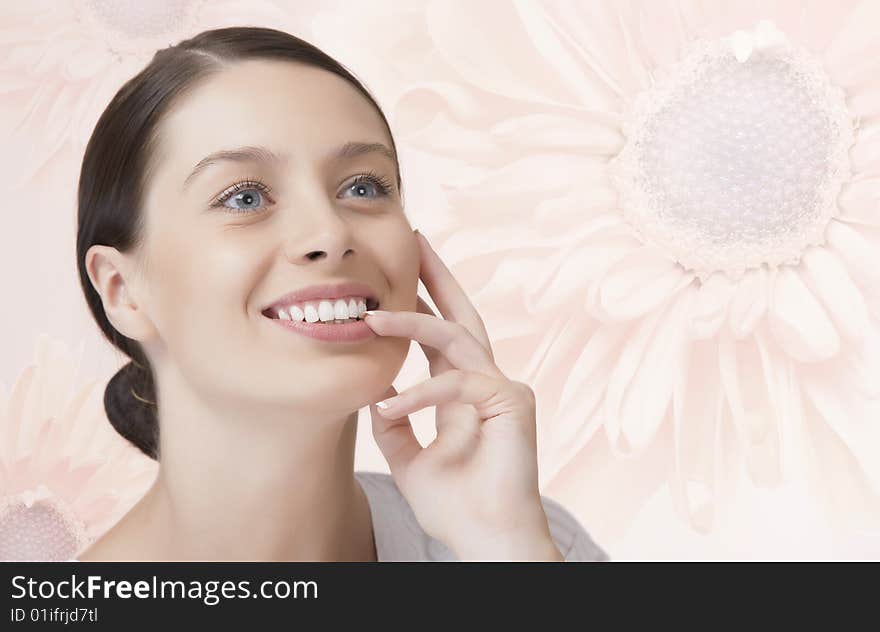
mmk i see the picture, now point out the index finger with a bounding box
[414,230,493,353]
[364,309,504,379]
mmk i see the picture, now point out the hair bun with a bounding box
[103,360,159,460]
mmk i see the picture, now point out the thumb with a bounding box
[369,385,422,483]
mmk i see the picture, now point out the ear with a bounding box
[85,244,155,341]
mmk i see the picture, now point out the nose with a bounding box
[283,198,356,265]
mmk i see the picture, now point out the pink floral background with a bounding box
[2,0,879,560]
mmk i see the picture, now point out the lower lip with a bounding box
[264,315,377,342]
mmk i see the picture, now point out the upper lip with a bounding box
[261,281,380,315]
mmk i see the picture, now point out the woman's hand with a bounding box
[363,229,562,561]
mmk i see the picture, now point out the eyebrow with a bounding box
[182,141,397,191]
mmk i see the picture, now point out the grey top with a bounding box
[354,470,610,561]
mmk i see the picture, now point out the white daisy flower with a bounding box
[318,0,880,537]
[0,335,157,560]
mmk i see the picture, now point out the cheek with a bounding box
[150,231,258,335]
[378,228,420,311]
[145,230,271,401]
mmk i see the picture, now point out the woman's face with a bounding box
[132,59,418,416]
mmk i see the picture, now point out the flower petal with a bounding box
[631,0,691,70]
[542,420,670,549]
[718,332,782,486]
[394,79,489,124]
[689,272,736,340]
[558,322,631,415]
[532,185,620,235]
[490,111,624,155]
[617,290,692,456]
[795,0,862,53]
[604,285,692,457]
[768,268,840,362]
[512,0,626,106]
[403,110,503,161]
[825,219,880,294]
[426,0,615,108]
[849,85,880,124]
[51,461,103,503]
[0,366,36,462]
[802,370,880,496]
[849,126,880,176]
[588,246,693,322]
[836,177,880,225]
[800,396,880,531]
[727,267,769,340]
[526,222,642,312]
[458,153,606,197]
[545,324,629,476]
[823,0,880,87]
[541,0,651,98]
[757,326,813,483]
[847,322,880,399]
[668,339,736,534]
[800,246,870,341]
[63,45,110,81]
[602,302,668,455]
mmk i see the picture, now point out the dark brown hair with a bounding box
[76,26,401,460]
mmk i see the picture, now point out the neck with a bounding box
[83,373,377,561]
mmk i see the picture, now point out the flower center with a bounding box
[609,22,855,280]
[0,494,88,561]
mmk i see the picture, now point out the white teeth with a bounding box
[304,303,319,323]
[334,299,349,320]
[318,300,335,322]
[271,295,371,321]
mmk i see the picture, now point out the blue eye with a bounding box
[212,171,394,215]
[341,171,393,200]
[212,178,273,214]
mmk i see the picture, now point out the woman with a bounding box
[74,26,608,562]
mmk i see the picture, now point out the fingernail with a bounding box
[362,310,390,318]
[376,397,397,409]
